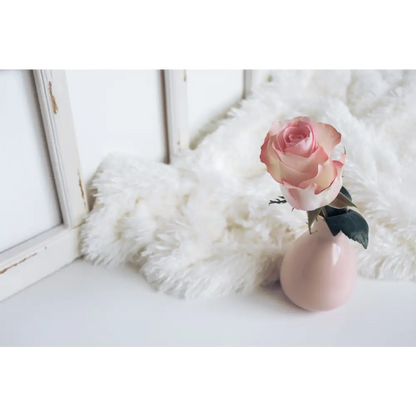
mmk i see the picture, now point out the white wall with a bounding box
[0,71,62,253]
[187,70,244,140]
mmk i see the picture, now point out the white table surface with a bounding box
[0,259,415,346]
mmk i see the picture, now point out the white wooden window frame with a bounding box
[163,70,267,158]
[0,70,88,301]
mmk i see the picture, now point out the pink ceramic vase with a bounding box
[280,219,356,311]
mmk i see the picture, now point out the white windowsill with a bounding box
[0,259,415,346]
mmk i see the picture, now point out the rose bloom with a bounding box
[260,116,345,211]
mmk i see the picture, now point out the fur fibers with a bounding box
[81,70,416,298]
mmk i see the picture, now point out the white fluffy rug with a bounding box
[81,70,416,298]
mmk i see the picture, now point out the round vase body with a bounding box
[280,220,356,311]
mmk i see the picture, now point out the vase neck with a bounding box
[312,219,334,239]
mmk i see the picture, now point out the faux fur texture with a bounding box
[81,70,416,298]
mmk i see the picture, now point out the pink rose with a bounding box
[260,116,345,211]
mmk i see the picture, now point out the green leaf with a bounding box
[339,186,352,201]
[325,187,352,217]
[325,210,369,249]
[328,190,357,210]
[307,208,322,234]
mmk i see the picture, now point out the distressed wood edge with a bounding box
[0,225,81,302]
[163,70,189,159]
[33,70,89,228]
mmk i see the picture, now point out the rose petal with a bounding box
[272,117,316,154]
[260,134,272,163]
[279,160,316,186]
[312,121,341,156]
[280,181,317,211]
[299,160,337,192]
[260,134,283,182]
[273,132,286,152]
[280,161,343,211]
[313,162,343,205]
[283,126,311,145]
[284,134,315,156]
[277,145,328,175]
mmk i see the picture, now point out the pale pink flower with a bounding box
[260,116,345,211]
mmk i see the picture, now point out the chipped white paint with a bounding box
[0,226,80,302]
[163,70,189,158]
[34,70,88,226]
